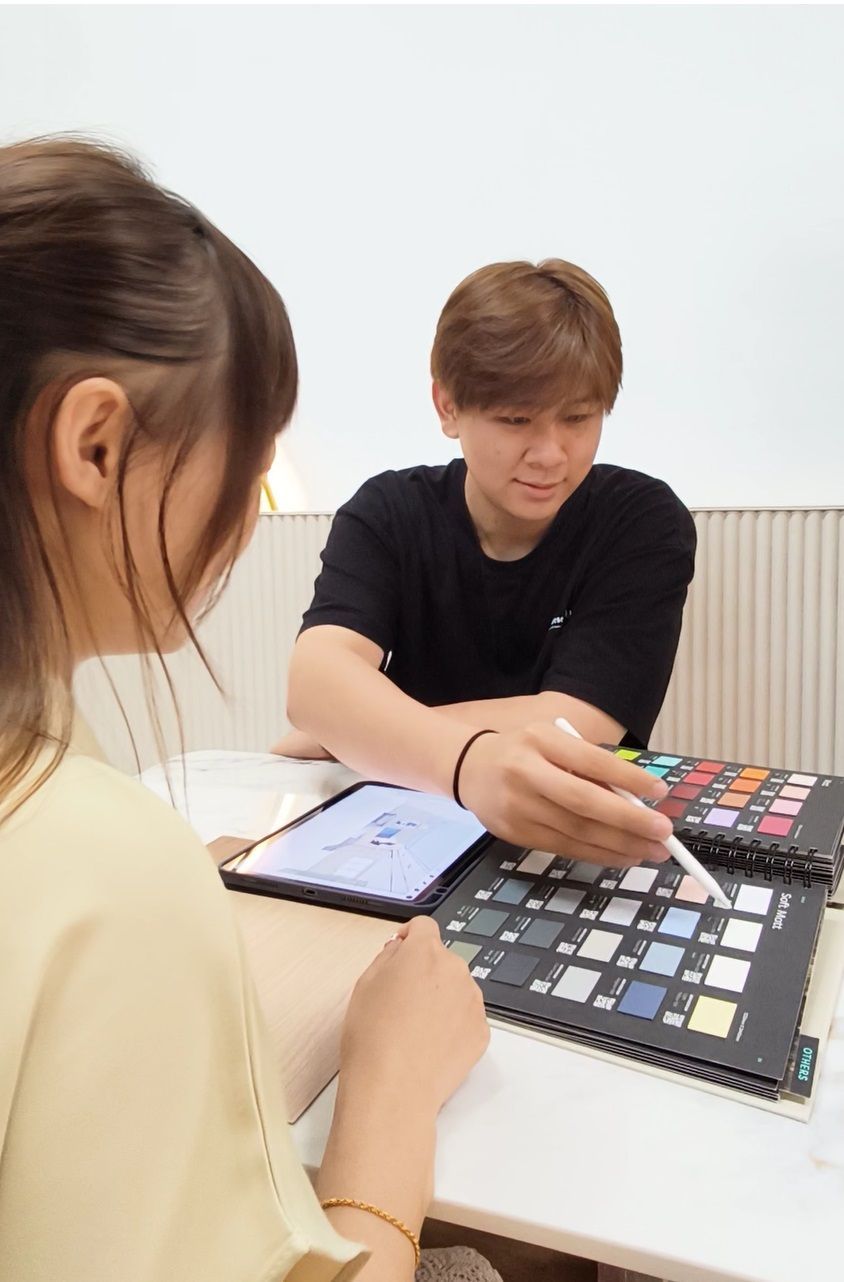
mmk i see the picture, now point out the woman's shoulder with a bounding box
[0,749,230,938]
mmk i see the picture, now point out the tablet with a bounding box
[219,781,492,918]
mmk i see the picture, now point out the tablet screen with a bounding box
[233,784,487,901]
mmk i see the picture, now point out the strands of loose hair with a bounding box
[0,136,297,818]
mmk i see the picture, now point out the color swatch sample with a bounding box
[641,942,685,977]
[734,885,772,916]
[615,747,844,891]
[494,878,530,904]
[519,849,554,876]
[547,888,584,914]
[618,981,666,1020]
[620,867,658,893]
[721,918,762,952]
[493,952,538,987]
[521,919,562,949]
[437,834,827,1102]
[579,929,623,962]
[660,907,700,938]
[552,967,601,1003]
[688,996,737,1038]
[676,875,710,904]
[567,861,603,884]
[705,954,751,993]
[449,940,482,965]
[468,908,509,936]
[600,897,640,927]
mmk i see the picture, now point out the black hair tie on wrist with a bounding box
[452,729,497,809]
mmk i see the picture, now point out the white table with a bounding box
[151,755,844,1282]
[296,1015,844,1282]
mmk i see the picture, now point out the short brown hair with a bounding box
[430,259,622,414]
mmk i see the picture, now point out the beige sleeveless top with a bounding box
[0,728,365,1282]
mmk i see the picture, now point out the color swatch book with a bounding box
[432,818,844,1117]
[618,748,844,891]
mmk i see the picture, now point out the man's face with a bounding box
[436,384,604,526]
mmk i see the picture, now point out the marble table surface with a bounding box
[152,753,844,1282]
[294,1009,844,1282]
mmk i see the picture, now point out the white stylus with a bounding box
[554,717,732,910]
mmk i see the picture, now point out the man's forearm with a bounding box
[287,636,482,793]
[435,690,625,745]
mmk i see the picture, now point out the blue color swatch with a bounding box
[618,980,667,1020]
[659,907,701,939]
[641,941,685,977]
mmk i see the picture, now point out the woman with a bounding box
[0,138,494,1282]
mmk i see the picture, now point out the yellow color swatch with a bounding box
[688,995,737,1038]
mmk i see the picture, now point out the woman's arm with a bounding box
[315,919,490,1281]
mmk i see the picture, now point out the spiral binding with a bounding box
[678,828,833,888]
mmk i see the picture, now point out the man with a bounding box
[276,260,695,867]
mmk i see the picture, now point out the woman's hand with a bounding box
[340,916,489,1117]
[320,919,488,1274]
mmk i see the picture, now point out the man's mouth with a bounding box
[514,479,563,494]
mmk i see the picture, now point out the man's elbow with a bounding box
[536,691,625,745]
[285,693,304,732]
[285,641,314,732]
[285,625,383,731]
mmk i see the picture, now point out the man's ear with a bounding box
[51,378,132,509]
[432,380,460,441]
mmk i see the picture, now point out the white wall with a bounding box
[2,5,842,512]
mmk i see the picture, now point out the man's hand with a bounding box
[457,723,673,868]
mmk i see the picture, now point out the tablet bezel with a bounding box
[218,780,497,920]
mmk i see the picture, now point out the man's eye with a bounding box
[564,414,588,425]
[497,415,531,426]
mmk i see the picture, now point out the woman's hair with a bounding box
[0,137,297,809]
[430,259,622,414]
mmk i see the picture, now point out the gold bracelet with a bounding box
[320,1197,421,1267]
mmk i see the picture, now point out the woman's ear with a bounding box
[432,380,460,441]
[51,377,132,509]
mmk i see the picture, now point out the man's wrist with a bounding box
[452,728,498,808]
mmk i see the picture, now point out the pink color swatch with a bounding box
[758,815,793,838]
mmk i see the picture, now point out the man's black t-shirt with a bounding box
[300,460,696,747]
